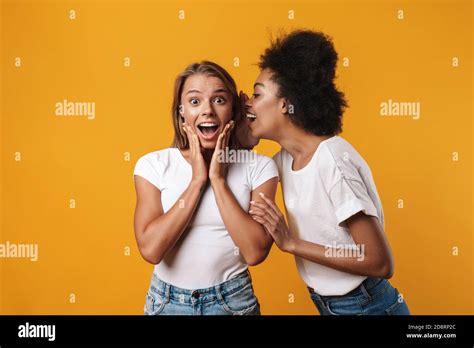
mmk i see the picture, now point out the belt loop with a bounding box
[247,269,252,283]
[315,293,329,311]
[215,283,225,305]
[359,280,371,300]
[165,282,171,302]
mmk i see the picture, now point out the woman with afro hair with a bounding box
[243,30,410,315]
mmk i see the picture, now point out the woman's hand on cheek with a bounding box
[182,123,208,185]
[209,120,234,183]
[249,193,297,253]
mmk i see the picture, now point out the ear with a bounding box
[179,104,184,116]
[279,98,291,115]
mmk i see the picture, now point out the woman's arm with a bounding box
[211,177,277,266]
[250,195,394,278]
[209,122,276,266]
[133,124,208,265]
[288,212,393,278]
[134,177,205,265]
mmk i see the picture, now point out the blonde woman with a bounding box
[133,61,278,315]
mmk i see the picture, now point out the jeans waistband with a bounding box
[149,269,253,304]
[308,277,385,300]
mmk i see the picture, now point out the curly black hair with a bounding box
[259,30,347,136]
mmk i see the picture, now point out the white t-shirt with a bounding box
[273,136,385,296]
[133,147,278,289]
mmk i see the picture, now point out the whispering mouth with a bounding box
[246,113,257,122]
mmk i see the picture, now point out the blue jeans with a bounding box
[144,269,260,315]
[309,277,410,315]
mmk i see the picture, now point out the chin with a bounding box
[250,128,263,140]
[254,126,273,141]
[200,140,217,150]
[250,138,260,148]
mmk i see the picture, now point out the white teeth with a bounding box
[246,113,257,119]
[198,122,218,127]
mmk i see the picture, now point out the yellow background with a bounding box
[1,0,472,314]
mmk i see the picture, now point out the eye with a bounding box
[252,93,260,98]
[213,96,226,104]
[189,98,200,106]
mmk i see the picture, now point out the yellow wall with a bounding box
[1,0,472,314]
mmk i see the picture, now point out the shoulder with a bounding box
[313,137,353,188]
[230,150,278,188]
[318,136,372,188]
[137,147,175,162]
[326,136,370,175]
[248,151,278,173]
[254,152,277,166]
[133,148,178,190]
[135,148,178,169]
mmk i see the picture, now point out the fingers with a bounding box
[250,207,277,227]
[216,121,234,155]
[249,204,270,218]
[182,123,194,156]
[251,215,274,236]
[183,123,202,158]
[251,214,265,225]
[189,127,199,156]
[189,127,201,153]
[215,132,224,157]
[223,120,234,151]
[210,121,234,181]
[193,133,201,156]
[250,200,279,221]
[216,122,230,154]
[211,130,225,173]
[252,215,268,229]
[249,201,279,227]
[258,192,283,218]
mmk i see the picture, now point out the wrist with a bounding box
[190,179,207,192]
[284,238,299,254]
[210,176,225,188]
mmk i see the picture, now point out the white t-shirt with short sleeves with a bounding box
[133,147,278,289]
[273,136,384,296]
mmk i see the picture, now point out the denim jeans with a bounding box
[309,277,410,315]
[144,269,260,315]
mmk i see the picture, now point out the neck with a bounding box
[181,147,214,163]
[274,124,334,162]
[202,149,214,163]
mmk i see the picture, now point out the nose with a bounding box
[201,99,215,117]
[245,95,252,109]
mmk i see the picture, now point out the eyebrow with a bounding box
[253,82,265,88]
[185,89,201,95]
[213,88,230,94]
[185,88,230,95]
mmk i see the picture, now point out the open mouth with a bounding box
[196,121,220,140]
[246,112,257,122]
